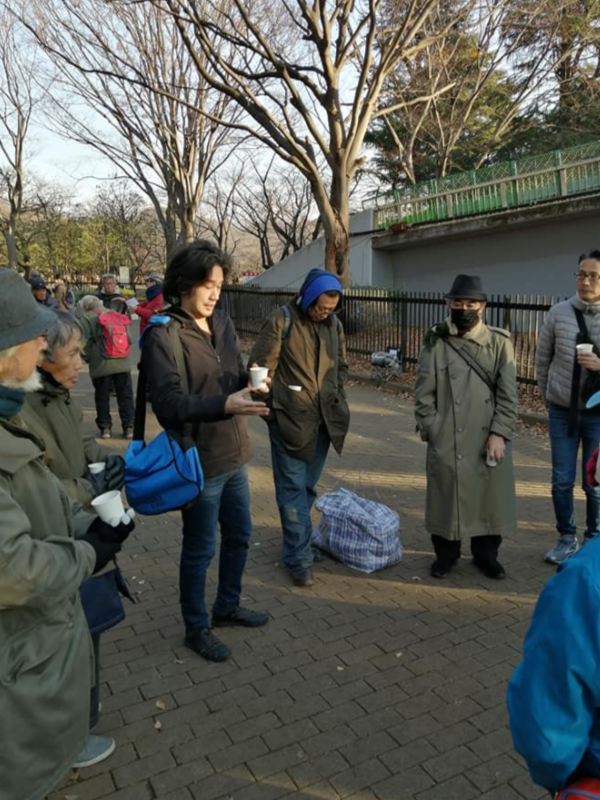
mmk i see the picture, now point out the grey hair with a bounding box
[0,345,19,363]
[80,294,103,311]
[102,273,117,281]
[44,313,83,362]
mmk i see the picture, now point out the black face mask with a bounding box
[451,308,480,330]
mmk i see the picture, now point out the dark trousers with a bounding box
[89,633,101,730]
[432,534,502,565]
[180,465,252,632]
[92,372,134,431]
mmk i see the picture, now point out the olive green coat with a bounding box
[414,320,518,540]
[249,303,350,462]
[0,416,96,800]
[21,376,110,509]
[80,310,134,379]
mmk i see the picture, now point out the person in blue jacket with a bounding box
[507,537,600,793]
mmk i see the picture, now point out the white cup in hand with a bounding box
[88,462,106,474]
[577,344,594,355]
[249,366,269,390]
[91,490,125,523]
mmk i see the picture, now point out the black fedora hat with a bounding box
[445,274,487,302]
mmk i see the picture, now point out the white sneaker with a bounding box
[545,536,578,564]
[73,735,115,768]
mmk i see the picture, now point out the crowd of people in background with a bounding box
[4,247,600,799]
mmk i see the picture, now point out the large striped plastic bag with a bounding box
[312,488,402,573]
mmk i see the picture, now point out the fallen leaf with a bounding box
[411,576,422,581]
[336,666,345,672]
[395,652,403,658]
[173,658,185,665]
[138,580,145,585]
[155,699,166,710]
[154,720,162,730]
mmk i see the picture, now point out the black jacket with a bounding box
[97,291,130,316]
[141,307,251,479]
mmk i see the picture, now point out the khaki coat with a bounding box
[21,375,109,508]
[414,320,518,540]
[0,415,96,800]
[249,302,350,462]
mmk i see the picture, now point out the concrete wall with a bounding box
[375,196,600,297]
[247,209,376,287]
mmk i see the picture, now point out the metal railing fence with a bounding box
[221,285,561,389]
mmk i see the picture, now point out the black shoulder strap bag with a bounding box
[443,336,496,394]
[569,308,600,434]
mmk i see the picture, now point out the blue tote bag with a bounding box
[125,318,203,515]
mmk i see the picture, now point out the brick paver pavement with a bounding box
[47,372,578,800]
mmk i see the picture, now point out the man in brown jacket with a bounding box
[415,274,518,580]
[250,268,350,586]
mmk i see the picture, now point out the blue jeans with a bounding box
[180,465,252,632]
[548,402,600,538]
[269,424,331,570]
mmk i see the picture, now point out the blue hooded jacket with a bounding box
[296,268,342,315]
[507,536,600,792]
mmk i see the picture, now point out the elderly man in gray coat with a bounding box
[535,249,600,565]
[415,274,518,580]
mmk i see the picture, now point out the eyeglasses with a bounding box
[313,306,336,317]
[575,271,600,284]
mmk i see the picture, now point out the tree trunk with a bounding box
[4,222,19,271]
[321,173,351,287]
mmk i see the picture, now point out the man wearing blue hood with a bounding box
[250,268,350,586]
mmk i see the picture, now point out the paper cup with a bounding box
[486,454,498,467]
[249,366,269,389]
[577,343,594,354]
[288,385,302,392]
[88,462,106,474]
[92,490,125,523]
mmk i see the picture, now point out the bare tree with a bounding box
[234,157,320,269]
[369,0,600,185]
[24,0,241,258]
[141,0,475,285]
[0,12,43,270]
[197,166,244,254]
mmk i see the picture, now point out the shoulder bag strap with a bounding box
[443,336,495,394]
[167,321,195,440]
[133,361,148,442]
[568,307,589,435]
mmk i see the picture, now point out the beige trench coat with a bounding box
[414,320,518,540]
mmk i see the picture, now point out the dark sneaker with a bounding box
[184,628,231,662]
[123,428,134,440]
[73,735,115,768]
[100,428,111,440]
[311,547,325,563]
[290,567,314,587]
[430,558,456,579]
[474,559,506,580]
[212,606,269,628]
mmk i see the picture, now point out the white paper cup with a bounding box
[92,490,125,523]
[486,454,498,467]
[288,385,302,392]
[577,343,594,354]
[249,366,269,389]
[88,462,106,474]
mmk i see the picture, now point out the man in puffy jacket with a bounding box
[536,249,600,564]
[0,268,133,800]
[249,268,350,587]
[508,535,600,793]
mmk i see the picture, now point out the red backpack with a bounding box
[94,310,131,359]
[557,778,600,799]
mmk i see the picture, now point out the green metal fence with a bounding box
[374,140,600,229]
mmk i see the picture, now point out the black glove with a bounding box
[81,526,121,574]
[86,469,110,498]
[88,514,135,545]
[104,454,126,491]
